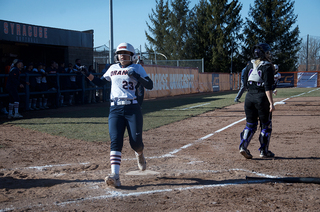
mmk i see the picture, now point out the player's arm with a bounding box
[128,70,153,90]
[243,64,251,89]
[264,65,275,112]
[90,75,109,86]
[135,83,145,106]
[81,66,109,86]
[265,90,275,112]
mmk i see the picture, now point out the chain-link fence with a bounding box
[93,45,204,73]
[142,59,204,73]
[93,45,110,71]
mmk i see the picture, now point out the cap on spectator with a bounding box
[12,59,22,66]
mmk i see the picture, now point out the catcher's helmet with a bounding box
[115,42,136,63]
[252,43,272,61]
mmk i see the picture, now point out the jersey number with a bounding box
[122,81,134,90]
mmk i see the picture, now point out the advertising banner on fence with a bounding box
[144,66,199,99]
[212,74,220,92]
[297,72,318,88]
[278,73,294,88]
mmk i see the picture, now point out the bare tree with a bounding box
[298,35,320,71]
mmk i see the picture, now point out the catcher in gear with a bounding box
[238,43,275,159]
[84,42,153,187]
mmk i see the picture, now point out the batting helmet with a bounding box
[274,64,279,73]
[115,42,136,63]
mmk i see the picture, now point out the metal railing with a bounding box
[0,73,110,110]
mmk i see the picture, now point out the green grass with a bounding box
[2,87,320,143]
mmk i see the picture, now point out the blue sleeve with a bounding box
[91,76,108,86]
[241,68,246,81]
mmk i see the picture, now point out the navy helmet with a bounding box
[252,43,272,60]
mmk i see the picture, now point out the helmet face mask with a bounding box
[252,43,272,61]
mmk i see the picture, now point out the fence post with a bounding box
[202,58,204,73]
[81,75,86,104]
[25,73,30,110]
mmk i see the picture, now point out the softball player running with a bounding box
[239,43,275,159]
[84,42,153,188]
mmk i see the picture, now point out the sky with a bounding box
[0,0,319,53]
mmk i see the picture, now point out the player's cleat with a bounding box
[105,173,121,188]
[135,152,146,171]
[13,113,23,118]
[7,114,13,119]
[260,150,275,158]
[240,147,253,159]
[234,99,240,103]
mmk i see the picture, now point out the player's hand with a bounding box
[128,70,140,80]
[79,66,90,77]
[270,104,275,112]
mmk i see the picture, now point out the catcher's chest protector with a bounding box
[248,60,271,83]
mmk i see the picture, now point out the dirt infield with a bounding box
[0,97,320,211]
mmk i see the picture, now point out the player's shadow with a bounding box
[0,176,103,189]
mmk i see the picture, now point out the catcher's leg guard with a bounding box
[259,121,272,152]
[239,122,257,149]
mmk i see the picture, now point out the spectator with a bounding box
[39,63,49,109]
[26,62,40,110]
[46,61,58,108]
[58,61,68,106]
[6,59,29,119]
[73,59,84,104]
[0,61,10,115]
[86,65,96,104]
[66,63,77,105]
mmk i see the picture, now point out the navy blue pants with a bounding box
[108,103,144,153]
[6,86,20,103]
[244,91,270,124]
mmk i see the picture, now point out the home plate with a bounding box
[126,170,160,175]
[274,101,286,105]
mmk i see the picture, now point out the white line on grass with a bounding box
[165,103,210,110]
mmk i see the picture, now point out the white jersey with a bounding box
[103,63,149,101]
[274,72,281,84]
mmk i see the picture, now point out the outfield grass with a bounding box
[3,87,320,143]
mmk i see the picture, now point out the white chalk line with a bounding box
[1,88,318,211]
[0,162,90,172]
[165,102,211,110]
[0,168,282,211]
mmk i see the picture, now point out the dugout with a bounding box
[0,19,93,70]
